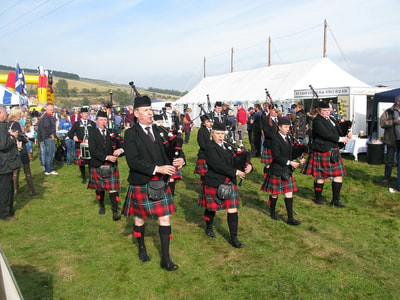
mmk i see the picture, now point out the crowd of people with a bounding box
[1,94,398,271]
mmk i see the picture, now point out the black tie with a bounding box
[285,136,290,144]
[146,127,155,142]
[101,129,106,140]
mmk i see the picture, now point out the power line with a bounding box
[0,0,76,38]
[327,24,353,73]
[0,0,52,30]
[0,0,26,18]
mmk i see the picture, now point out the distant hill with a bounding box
[0,65,186,108]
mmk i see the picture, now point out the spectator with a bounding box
[183,107,193,144]
[380,95,400,183]
[70,108,81,126]
[114,110,124,134]
[124,105,135,129]
[37,104,58,175]
[0,104,21,221]
[7,107,37,196]
[234,101,247,142]
[88,109,97,121]
[247,107,255,155]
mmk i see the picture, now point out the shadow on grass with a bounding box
[12,264,53,300]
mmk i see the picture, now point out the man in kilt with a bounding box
[122,95,185,271]
[198,122,252,248]
[261,117,304,225]
[194,114,213,184]
[68,107,95,184]
[87,110,124,220]
[301,99,352,207]
[261,104,278,170]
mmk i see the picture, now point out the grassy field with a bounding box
[1,128,400,299]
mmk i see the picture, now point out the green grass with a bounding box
[1,128,400,299]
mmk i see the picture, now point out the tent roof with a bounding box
[374,88,400,103]
[176,57,370,104]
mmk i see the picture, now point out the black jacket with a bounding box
[310,114,340,152]
[261,112,278,148]
[124,123,185,185]
[196,126,211,159]
[269,133,291,176]
[67,119,96,146]
[88,127,124,168]
[203,141,237,187]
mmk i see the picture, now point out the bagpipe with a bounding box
[156,123,184,165]
[193,94,213,122]
[224,127,252,186]
[103,90,123,151]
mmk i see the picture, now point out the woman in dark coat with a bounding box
[197,122,252,248]
[261,117,303,225]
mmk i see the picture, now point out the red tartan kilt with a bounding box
[172,168,183,180]
[122,180,176,219]
[261,148,273,166]
[87,165,121,191]
[74,148,89,165]
[260,173,297,194]
[301,149,346,178]
[197,177,240,211]
[194,159,208,176]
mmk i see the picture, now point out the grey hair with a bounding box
[0,104,7,112]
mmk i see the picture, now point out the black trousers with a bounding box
[0,173,14,219]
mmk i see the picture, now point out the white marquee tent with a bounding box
[175,58,372,126]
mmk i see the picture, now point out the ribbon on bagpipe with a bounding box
[224,129,252,186]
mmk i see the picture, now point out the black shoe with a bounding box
[81,178,87,184]
[138,247,150,262]
[113,212,121,221]
[329,201,346,208]
[206,226,216,238]
[270,212,279,221]
[313,199,325,205]
[230,237,244,248]
[98,207,105,215]
[287,218,301,225]
[161,259,179,271]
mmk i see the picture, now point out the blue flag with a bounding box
[15,62,28,96]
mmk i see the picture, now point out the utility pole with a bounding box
[231,47,234,73]
[268,36,271,66]
[203,56,206,78]
[323,19,327,57]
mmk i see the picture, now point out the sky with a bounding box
[0,0,399,93]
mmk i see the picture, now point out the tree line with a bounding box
[0,65,80,80]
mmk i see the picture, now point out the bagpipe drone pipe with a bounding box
[156,123,184,164]
[224,127,252,186]
[337,120,353,148]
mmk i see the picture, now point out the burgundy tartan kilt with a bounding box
[260,173,297,194]
[194,158,208,176]
[74,148,90,166]
[122,181,176,219]
[87,165,121,191]
[301,149,346,179]
[261,148,273,167]
[197,177,240,211]
[172,168,183,180]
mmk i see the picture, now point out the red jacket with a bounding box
[236,108,247,126]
